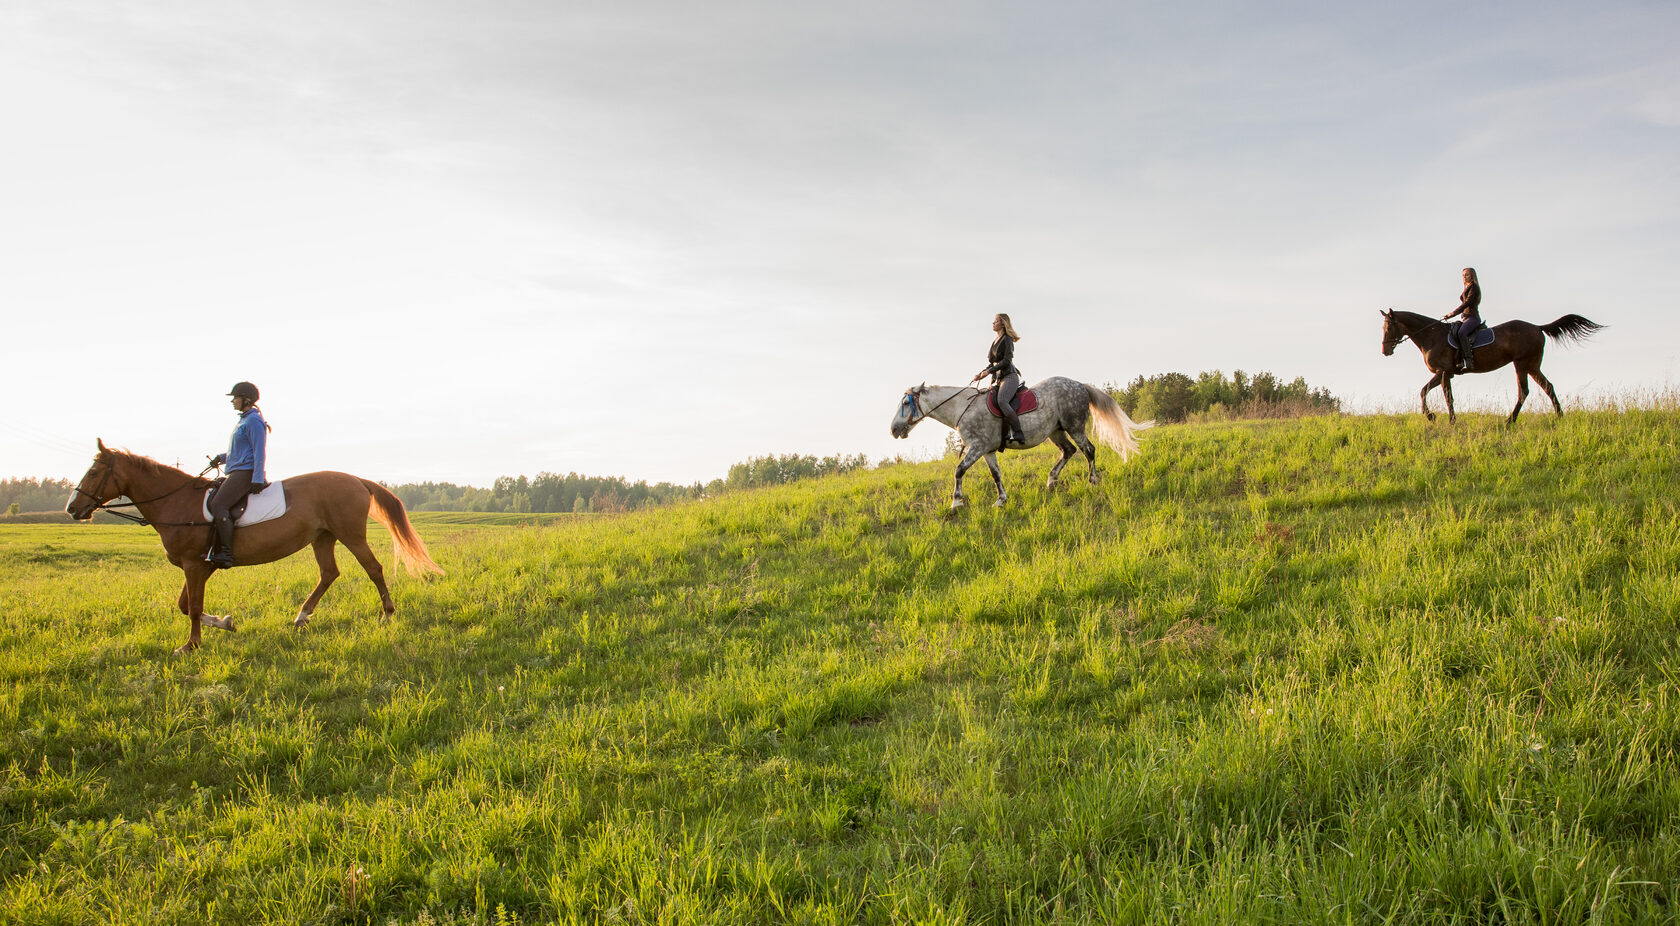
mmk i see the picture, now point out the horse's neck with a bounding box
[923,385,978,428]
[116,458,200,521]
[1397,311,1441,333]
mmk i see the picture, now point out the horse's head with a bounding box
[890,384,926,438]
[1380,308,1404,356]
[66,439,121,520]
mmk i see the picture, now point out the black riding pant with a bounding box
[992,372,1023,435]
[209,469,256,520]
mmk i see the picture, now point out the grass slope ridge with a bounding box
[3,410,1679,923]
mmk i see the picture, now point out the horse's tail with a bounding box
[1539,314,1605,346]
[362,479,444,576]
[1084,383,1155,462]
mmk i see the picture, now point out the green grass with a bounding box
[4,409,1680,924]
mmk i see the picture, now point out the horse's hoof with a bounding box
[174,642,199,655]
[950,497,967,509]
[293,613,311,630]
[1045,479,1058,490]
[1426,413,1436,422]
[993,497,1007,508]
[202,614,237,632]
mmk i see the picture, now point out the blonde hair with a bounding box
[995,313,1021,341]
[1462,267,1478,285]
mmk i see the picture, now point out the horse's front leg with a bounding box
[952,443,988,509]
[177,562,211,653]
[984,453,1007,507]
[1419,371,1444,421]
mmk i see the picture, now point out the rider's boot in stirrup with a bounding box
[206,513,235,568]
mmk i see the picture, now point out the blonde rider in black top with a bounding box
[971,313,1025,444]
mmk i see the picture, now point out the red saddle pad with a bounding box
[986,388,1038,418]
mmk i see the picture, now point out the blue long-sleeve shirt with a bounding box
[225,408,268,483]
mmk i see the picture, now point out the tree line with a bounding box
[1108,369,1340,424]
[0,478,74,516]
[387,452,873,514]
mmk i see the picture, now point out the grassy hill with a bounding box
[3,409,1679,923]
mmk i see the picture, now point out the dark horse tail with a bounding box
[1540,314,1605,346]
[361,479,444,576]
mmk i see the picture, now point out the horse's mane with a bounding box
[1388,309,1440,327]
[107,447,213,488]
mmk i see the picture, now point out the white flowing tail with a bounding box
[1085,384,1155,461]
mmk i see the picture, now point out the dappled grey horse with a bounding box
[890,376,1154,508]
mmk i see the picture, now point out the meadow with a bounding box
[3,407,1679,924]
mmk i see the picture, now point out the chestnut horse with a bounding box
[1380,309,1604,424]
[66,440,442,652]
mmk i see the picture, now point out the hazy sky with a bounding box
[4,1,1676,487]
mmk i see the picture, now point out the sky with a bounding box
[3,1,1677,488]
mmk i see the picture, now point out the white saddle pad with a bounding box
[202,481,288,527]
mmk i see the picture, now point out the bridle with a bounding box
[1382,311,1437,353]
[70,455,217,526]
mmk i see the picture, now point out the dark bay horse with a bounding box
[1380,309,1604,423]
[890,376,1154,508]
[66,440,442,652]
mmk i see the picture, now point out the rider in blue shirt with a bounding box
[205,381,269,568]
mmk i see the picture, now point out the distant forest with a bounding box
[1109,369,1340,423]
[0,478,74,516]
[389,452,872,514]
[3,371,1336,515]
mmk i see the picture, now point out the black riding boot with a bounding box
[1002,407,1025,445]
[206,513,235,568]
[1459,339,1475,372]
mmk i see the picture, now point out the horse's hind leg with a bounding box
[343,536,396,619]
[1070,430,1100,485]
[1441,376,1458,424]
[1046,432,1077,489]
[1530,366,1563,416]
[1507,366,1532,424]
[294,535,341,629]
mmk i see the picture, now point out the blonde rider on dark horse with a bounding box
[1442,267,1483,371]
[205,381,270,568]
[971,313,1025,445]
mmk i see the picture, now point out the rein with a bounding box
[912,385,984,423]
[73,460,218,527]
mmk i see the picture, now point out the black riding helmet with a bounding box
[227,382,260,402]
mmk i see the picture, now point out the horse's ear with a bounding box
[918,381,926,391]
[96,438,106,452]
